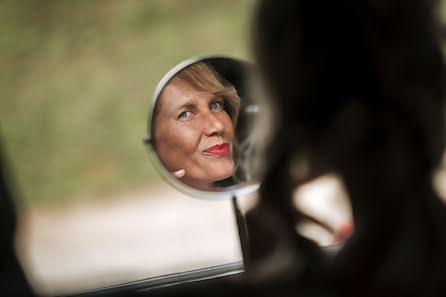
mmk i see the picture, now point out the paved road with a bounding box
[16,183,242,296]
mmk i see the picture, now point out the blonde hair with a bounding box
[154,62,240,129]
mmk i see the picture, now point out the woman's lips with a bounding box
[204,143,230,156]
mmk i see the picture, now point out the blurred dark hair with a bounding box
[245,0,446,296]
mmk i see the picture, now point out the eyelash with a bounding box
[177,99,224,120]
[209,101,223,110]
[178,111,191,119]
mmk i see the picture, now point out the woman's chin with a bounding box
[181,164,234,190]
[212,163,234,181]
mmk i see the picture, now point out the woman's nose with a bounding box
[203,112,225,137]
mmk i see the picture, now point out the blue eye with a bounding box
[178,111,191,119]
[210,101,223,110]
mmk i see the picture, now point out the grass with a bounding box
[0,0,256,208]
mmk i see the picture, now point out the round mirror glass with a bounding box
[145,56,260,199]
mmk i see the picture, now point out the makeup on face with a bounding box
[170,96,225,122]
[204,143,230,156]
[148,58,258,196]
[154,77,235,190]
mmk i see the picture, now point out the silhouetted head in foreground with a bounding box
[246,0,446,296]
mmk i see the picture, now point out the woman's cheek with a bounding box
[221,113,234,141]
[176,124,202,152]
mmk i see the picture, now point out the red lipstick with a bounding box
[204,143,230,156]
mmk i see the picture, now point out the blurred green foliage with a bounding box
[0,0,256,208]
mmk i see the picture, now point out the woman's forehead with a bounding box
[159,78,212,112]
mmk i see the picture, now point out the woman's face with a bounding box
[153,77,235,190]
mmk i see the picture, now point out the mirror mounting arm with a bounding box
[232,196,249,265]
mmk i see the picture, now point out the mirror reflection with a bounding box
[148,57,257,194]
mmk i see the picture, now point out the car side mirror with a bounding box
[144,56,260,200]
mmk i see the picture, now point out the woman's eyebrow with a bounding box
[169,101,198,116]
